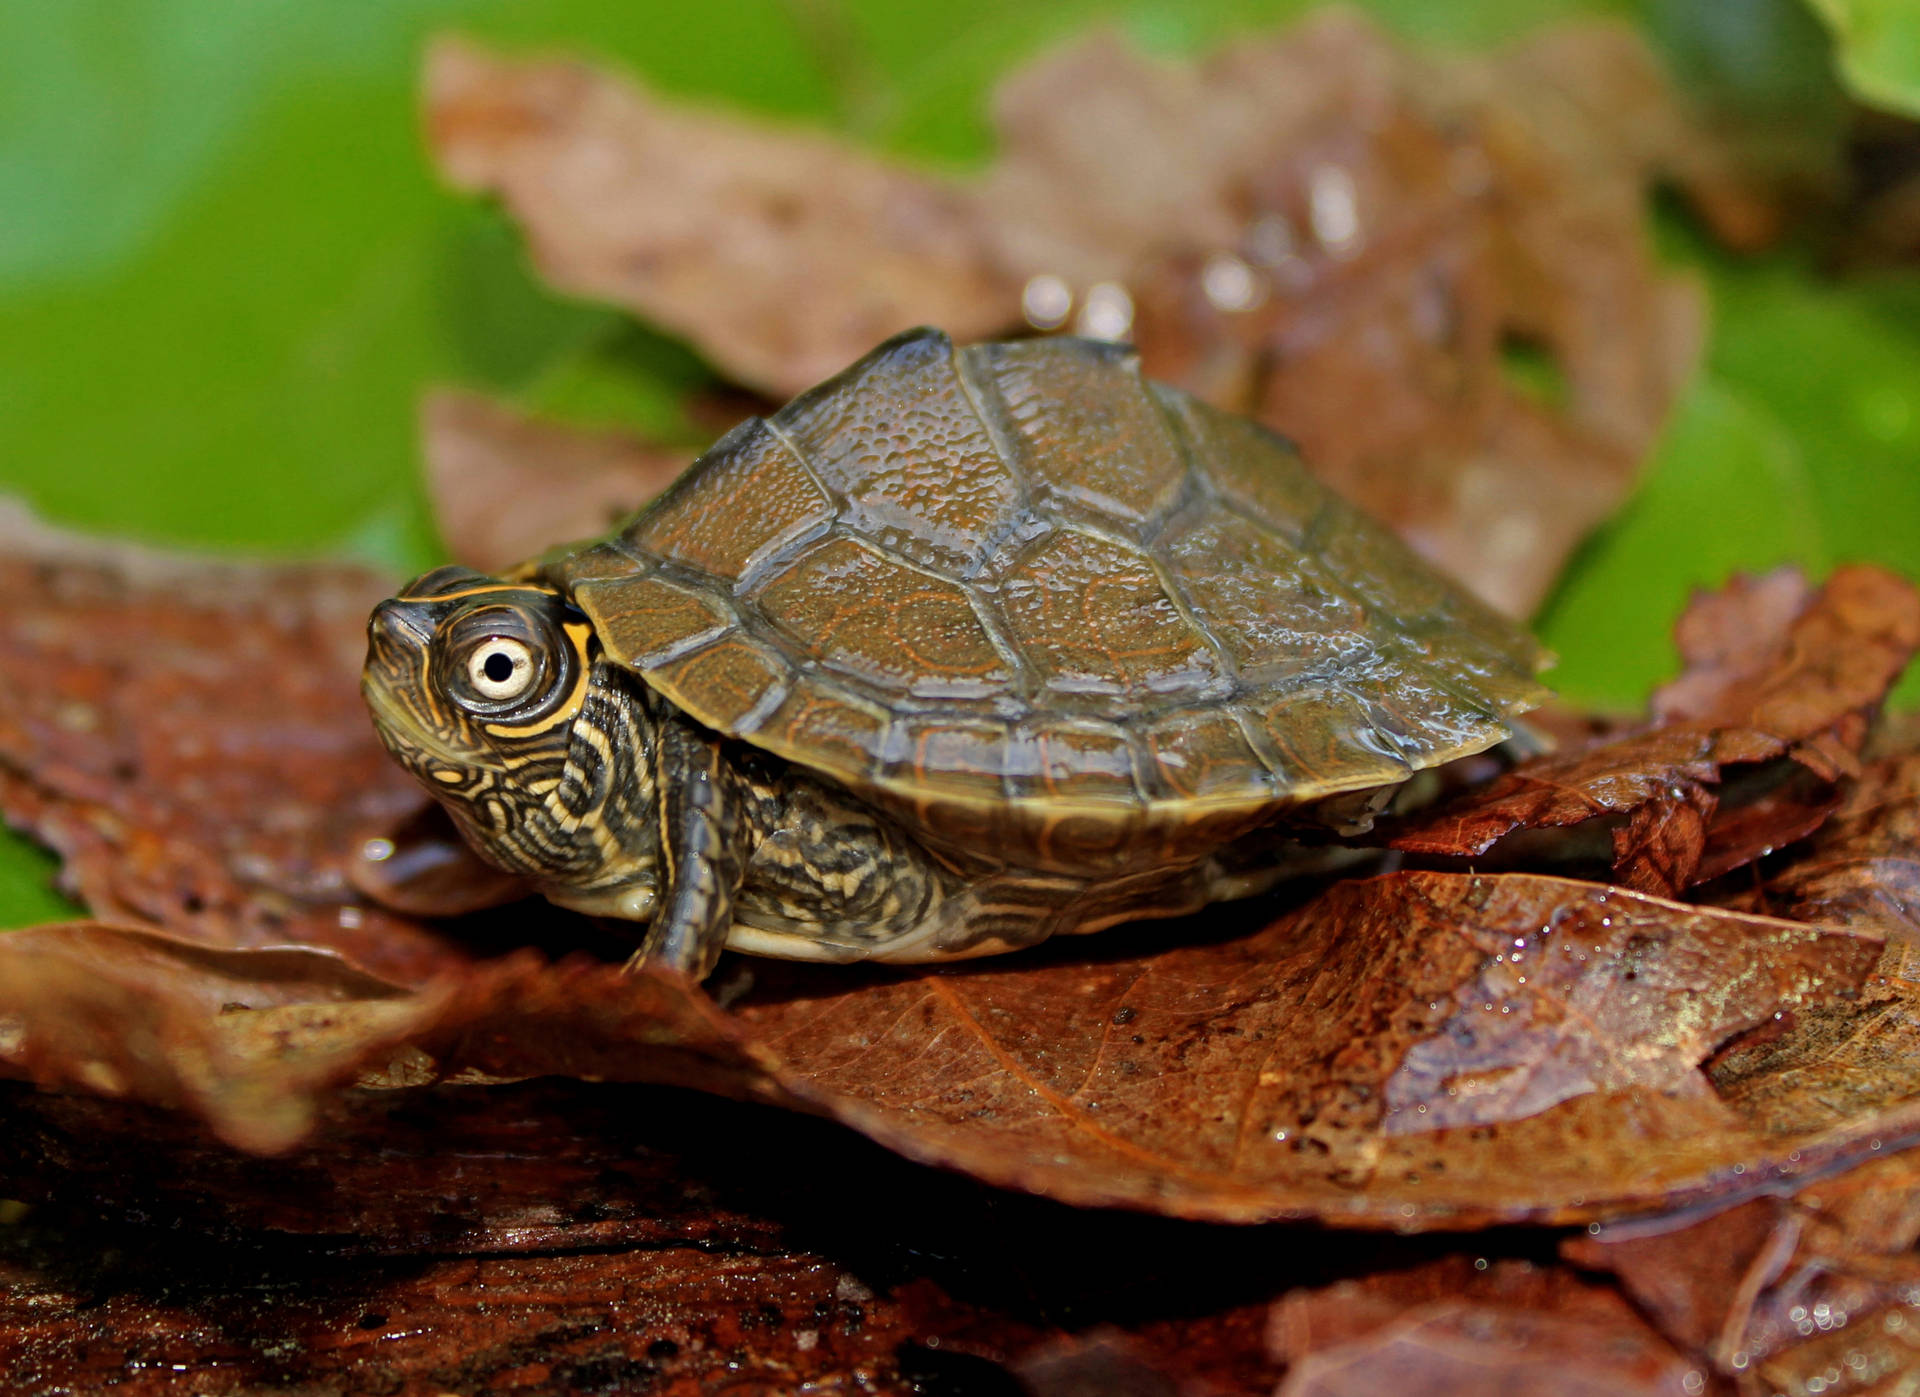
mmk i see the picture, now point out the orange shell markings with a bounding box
[546,328,1550,855]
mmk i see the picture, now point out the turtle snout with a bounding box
[368,597,432,651]
[364,599,435,718]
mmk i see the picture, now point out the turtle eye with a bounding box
[465,637,536,701]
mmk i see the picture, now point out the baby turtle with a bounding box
[364,329,1549,977]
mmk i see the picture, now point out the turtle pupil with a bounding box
[483,651,516,683]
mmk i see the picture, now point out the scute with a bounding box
[545,328,1550,866]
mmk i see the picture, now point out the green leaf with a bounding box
[1804,0,1920,117]
[0,834,83,928]
[1535,375,1831,708]
[1539,241,1920,711]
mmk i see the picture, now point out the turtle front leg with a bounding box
[631,718,746,980]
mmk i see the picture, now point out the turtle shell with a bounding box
[544,328,1549,871]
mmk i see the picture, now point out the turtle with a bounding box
[363,327,1550,978]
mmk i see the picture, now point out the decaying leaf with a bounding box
[1562,1146,1920,1387]
[426,14,1715,615]
[1268,1257,1701,1397]
[1700,747,1920,1143]
[1390,566,1920,896]
[0,505,461,986]
[0,524,1914,1235]
[422,390,694,574]
[0,872,1884,1224]
[424,37,1022,399]
[0,923,433,1153]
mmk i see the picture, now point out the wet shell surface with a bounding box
[543,328,1549,868]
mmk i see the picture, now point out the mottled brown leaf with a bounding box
[1734,748,1920,952]
[0,923,432,1153]
[424,37,1022,398]
[422,389,694,574]
[1268,1257,1703,1397]
[1563,1147,1920,1386]
[6,869,1880,1226]
[1391,566,1920,894]
[1704,749,1920,1141]
[427,16,1715,615]
[0,505,468,985]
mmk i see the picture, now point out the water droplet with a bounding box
[1245,212,1297,265]
[1021,274,1072,330]
[1076,282,1134,341]
[1308,164,1362,256]
[362,838,395,863]
[1472,1257,1488,1271]
[1201,251,1264,313]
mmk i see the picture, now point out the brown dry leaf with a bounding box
[422,389,694,574]
[1702,748,1920,1142]
[1267,1256,1702,1396]
[1562,1147,1920,1387]
[4,870,1882,1225]
[0,504,463,985]
[1390,566,1920,896]
[427,15,1712,615]
[1564,748,1920,1386]
[0,923,433,1153]
[424,37,1022,399]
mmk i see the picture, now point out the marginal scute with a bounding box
[1144,709,1276,803]
[772,326,1019,573]
[756,535,1013,700]
[1021,718,1139,805]
[898,718,1010,805]
[630,417,833,582]
[1252,686,1414,795]
[758,686,894,779]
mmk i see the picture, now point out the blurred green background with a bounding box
[2,0,1917,925]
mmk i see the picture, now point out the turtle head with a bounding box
[362,565,661,910]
